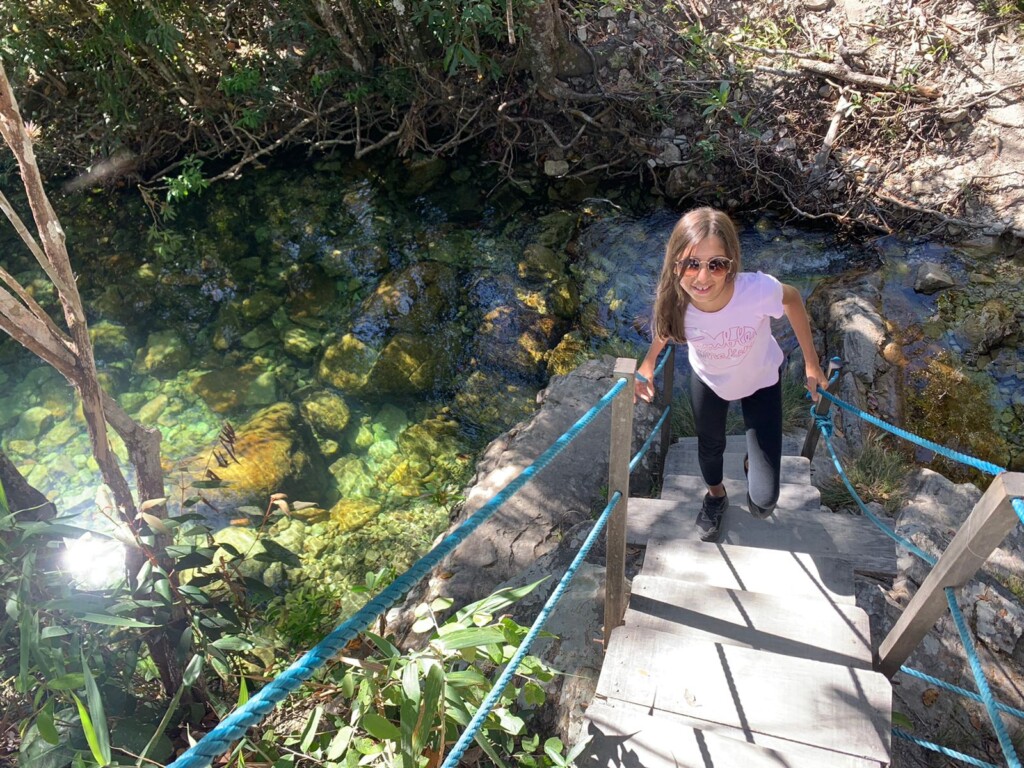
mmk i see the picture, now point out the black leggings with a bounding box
[689,372,783,510]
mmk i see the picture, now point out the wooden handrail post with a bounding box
[658,345,675,471]
[604,357,635,647]
[878,472,1024,678]
[800,357,841,460]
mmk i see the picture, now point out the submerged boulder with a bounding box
[189,402,333,519]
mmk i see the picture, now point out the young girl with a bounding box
[635,208,827,542]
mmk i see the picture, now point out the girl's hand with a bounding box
[806,360,828,403]
[635,373,655,403]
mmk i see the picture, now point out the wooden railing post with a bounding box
[801,357,841,461]
[878,472,1024,678]
[658,346,675,469]
[604,357,635,647]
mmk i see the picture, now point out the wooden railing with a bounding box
[603,347,675,645]
[878,471,1024,677]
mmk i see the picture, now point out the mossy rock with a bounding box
[329,498,382,532]
[300,389,351,439]
[89,320,133,361]
[192,363,267,414]
[473,306,561,380]
[286,263,336,319]
[518,244,567,282]
[366,333,454,394]
[191,402,332,516]
[240,291,282,322]
[134,330,191,375]
[359,262,459,335]
[451,370,537,435]
[546,331,589,377]
[401,155,448,196]
[317,333,378,392]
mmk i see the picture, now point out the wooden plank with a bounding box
[627,497,897,576]
[642,538,856,605]
[660,475,821,510]
[625,575,873,668]
[878,471,1024,677]
[665,451,812,484]
[669,434,806,457]
[582,700,884,768]
[597,626,892,764]
[603,358,635,646]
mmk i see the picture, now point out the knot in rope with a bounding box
[811,405,834,437]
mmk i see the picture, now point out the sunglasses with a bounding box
[674,257,733,275]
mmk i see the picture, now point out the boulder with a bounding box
[958,298,1018,354]
[366,332,456,395]
[300,389,351,439]
[190,402,333,520]
[357,262,460,338]
[316,333,378,392]
[913,261,955,294]
[134,330,191,375]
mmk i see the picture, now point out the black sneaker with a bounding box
[747,491,775,520]
[696,492,728,542]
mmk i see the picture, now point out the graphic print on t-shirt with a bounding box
[689,325,757,364]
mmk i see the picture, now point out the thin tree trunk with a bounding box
[313,0,373,73]
[0,61,180,696]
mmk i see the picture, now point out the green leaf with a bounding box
[411,616,435,634]
[71,693,110,766]
[81,652,111,765]
[326,725,353,760]
[211,635,254,652]
[78,613,157,628]
[892,710,914,730]
[401,661,420,705]
[37,700,60,745]
[0,478,9,516]
[299,705,323,752]
[523,681,546,707]
[45,674,86,691]
[453,579,546,625]
[473,730,509,768]
[543,737,566,765]
[414,663,444,755]
[182,654,204,686]
[360,713,400,742]
[435,626,505,652]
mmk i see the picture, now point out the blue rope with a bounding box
[167,378,629,768]
[817,390,1006,476]
[899,666,1024,721]
[814,409,937,565]
[893,729,999,768]
[441,491,622,767]
[945,587,1022,768]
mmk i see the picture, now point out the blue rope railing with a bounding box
[168,376,632,768]
[440,491,623,767]
[169,349,675,768]
[810,387,1023,768]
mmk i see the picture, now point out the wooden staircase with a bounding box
[582,435,897,767]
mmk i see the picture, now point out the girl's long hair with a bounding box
[652,207,742,343]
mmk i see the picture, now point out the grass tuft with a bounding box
[819,435,912,515]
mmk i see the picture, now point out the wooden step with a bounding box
[660,475,821,510]
[672,434,807,455]
[627,497,896,576]
[582,699,885,768]
[625,575,874,668]
[664,450,812,484]
[642,538,857,605]
[597,626,892,764]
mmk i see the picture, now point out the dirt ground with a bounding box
[585,0,1024,242]
[821,0,1024,239]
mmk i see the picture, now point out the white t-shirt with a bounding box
[684,271,785,400]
